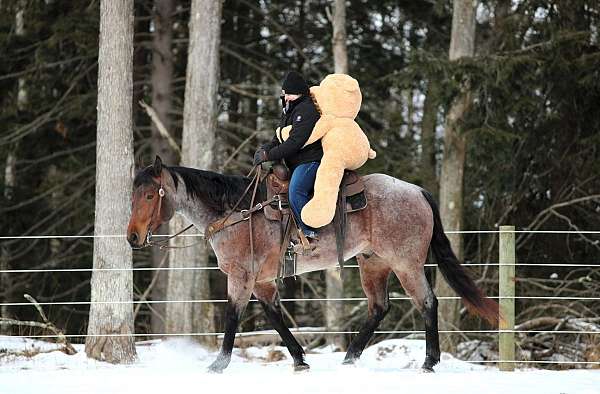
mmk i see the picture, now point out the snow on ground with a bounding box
[1,336,599,394]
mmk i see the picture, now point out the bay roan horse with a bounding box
[127,156,499,373]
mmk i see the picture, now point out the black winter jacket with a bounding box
[263,95,323,171]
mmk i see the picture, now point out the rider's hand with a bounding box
[253,149,268,166]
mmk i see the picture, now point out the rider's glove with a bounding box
[253,149,268,166]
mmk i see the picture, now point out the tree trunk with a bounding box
[326,0,348,351]
[16,0,27,109]
[149,0,176,336]
[420,80,439,196]
[1,0,27,335]
[331,0,348,74]
[85,0,137,364]
[165,0,221,348]
[1,152,16,335]
[435,0,477,353]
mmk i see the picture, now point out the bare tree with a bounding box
[331,0,348,74]
[85,0,137,363]
[165,0,221,347]
[420,80,439,196]
[1,151,15,335]
[149,0,176,335]
[435,0,477,353]
[1,0,27,336]
[324,0,348,351]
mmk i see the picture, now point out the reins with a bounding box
[142,165,263,259]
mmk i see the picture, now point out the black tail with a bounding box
[421,190,500,327]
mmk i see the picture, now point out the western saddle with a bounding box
[264,164,367,278]
[204,163,367,279]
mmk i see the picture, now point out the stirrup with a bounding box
[295,230,317,256]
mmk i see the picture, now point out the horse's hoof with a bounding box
[294,362,310,372]
[207,360,226,374]
[342,357,356,366]
[207,366,224,374]
[421,355,439,373]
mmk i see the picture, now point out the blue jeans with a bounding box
[288,161,320,237]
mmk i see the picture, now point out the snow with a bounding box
[1,336,600,394]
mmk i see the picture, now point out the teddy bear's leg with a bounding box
[300,154,346,228]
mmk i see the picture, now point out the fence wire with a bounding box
[1,228,599,368]
[2,262,600,274]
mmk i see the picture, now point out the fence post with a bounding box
[499,225,515,371]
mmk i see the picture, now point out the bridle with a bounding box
[137,166,263,262]
[137,174,195,250]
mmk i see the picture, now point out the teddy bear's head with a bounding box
[310,74,362,119]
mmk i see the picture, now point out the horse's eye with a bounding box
[146,194,154,201]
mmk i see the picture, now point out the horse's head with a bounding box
[127,155,176,248]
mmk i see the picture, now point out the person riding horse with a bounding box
[253,71,322,240]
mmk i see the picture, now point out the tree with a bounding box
[420,79,439,196]
[435,0,477,353]
[85,0,137,363]
[0,0,27,336]
[165,0,222,347]
[331,0,348,74]
[325,0,348,351]
[149,0,176,335]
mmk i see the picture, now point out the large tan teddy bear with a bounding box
[279,74,376,228]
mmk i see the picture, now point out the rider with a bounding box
[253,71,322,240]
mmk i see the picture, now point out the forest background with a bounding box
[1,0,599,366]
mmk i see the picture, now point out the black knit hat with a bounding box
[282,71,309,95]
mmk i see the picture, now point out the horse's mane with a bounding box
[134,165,266,214]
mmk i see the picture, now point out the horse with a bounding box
[127,156,499,373]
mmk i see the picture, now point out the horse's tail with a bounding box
[421,190,500,327]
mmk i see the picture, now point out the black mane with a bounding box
[133,165,266,214]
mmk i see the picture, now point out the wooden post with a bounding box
[499,225,515,371]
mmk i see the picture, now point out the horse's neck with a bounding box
[171,173,219,230]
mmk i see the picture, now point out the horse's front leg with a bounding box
[254,282,309,372]
[207,269,254,373]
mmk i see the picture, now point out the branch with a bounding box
[24,294,77,355]
[220,129,259,171]
[138,100,181,155]
[517,194,600,247]
[133,253,168,319]
[0,295,76,355]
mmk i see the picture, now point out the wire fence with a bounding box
[3,229,600,240]
[2,228,600,368]
[2,262,600,274]
[2,295,600,307]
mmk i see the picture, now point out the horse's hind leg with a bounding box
[254,282,309,371]
[394,267,440,372]
[208,269,254,373]
[343,254,391,365]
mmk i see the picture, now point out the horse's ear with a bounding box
[153,155,163,177]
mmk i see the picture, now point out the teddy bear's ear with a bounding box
[341,76,360,93]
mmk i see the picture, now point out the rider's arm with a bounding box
[260,134,280,151]
[266,105,319,161]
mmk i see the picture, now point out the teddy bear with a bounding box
[277,73,376,228]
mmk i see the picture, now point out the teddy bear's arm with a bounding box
[305,114,336,145]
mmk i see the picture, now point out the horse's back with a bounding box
[360,173,434,263]
[362,173,428,204]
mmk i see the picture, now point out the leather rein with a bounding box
[141,166,267,271]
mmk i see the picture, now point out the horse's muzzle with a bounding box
[127,232,141,248]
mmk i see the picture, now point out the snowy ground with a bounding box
[1,336,599,394]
